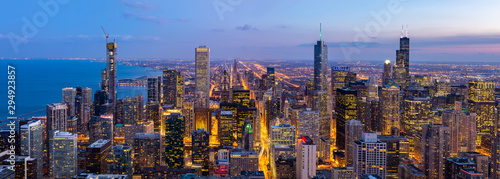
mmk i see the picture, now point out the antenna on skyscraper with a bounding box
[101,25,109,44]
[406,25,409,38]
[401,25,404,38]
[320,23,322,41]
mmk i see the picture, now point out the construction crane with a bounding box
[101,25,109,43]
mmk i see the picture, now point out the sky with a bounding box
[0,0,499,62]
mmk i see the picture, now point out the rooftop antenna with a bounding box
[320,23,322,41]
[406,25,409,38]
[101,25,109,44]
[401,25,404,38]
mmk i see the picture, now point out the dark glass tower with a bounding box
[164,113,185,168]
[393,26,410,89]
[314,24,328,91]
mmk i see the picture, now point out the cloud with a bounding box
[123,11,169,25]
[414,34,500,47]
[120,0,157,11]
[0,33,6,38]
[297,41,383,48]
[176,18,188,22]
[211,29,225,32]
[236,24,258,31]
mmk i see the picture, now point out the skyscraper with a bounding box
[192,129,209,176]
[106,42,117,110]
[381,84,401,134]
[336,88,358,150]
[270,123,297,149]
[378,135,409,179]
[402,97,431,161]
[107,144,133,178]
[382,60,392,86]
[422,124,451,179]
[147,76,161,103]
[62,87,77,116]
[49,130,77,178]
[353,132,387,178]
[393,27,410,89]
[163,70,184,107]
[221,69,231,103]
[218,110,233,146]
[314,24,328,91]
[442,110,476,157]
[133,133,161,173]
[87,139,112,174]
[47,102,68,132]
[298,109,319,143]
[20,120,43,179]
[331,67,350,96]
[297,136,317,179]
[241,118,254,152]
[345,119,363,166]
[195,45,210,107]
[467,80,496,148]
[229,150,259,177]
[164,113,184,168]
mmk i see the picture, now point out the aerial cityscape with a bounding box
[1,1,500,179]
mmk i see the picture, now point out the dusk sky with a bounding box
[1,0,499,62]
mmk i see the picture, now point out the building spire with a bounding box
[401,25,404,38]
[406,25,409,38]
[320,23,322,41]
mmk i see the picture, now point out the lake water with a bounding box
[0,59,162,120]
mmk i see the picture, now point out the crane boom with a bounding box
[101,25,109,43]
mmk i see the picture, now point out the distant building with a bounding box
[402,97,431,161]
[378,135,410,179]
[62,87,77,116]
[314,32,328,91]
[140,167,198,178]
[382,60,392,86]
[147,76,161,103]
[195,45,210,107]
[422,124,451,179]
[336,88,358,150]
[345,119,363,166]
[163,70,184,107]
[381,85,400,135]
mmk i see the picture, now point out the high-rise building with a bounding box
[422,124,451,179]
[382,60,392,86]
[467,80,496,148]
[232,59,238,87]
[192,129,210,176]
[107,144,133,178]
[393,28,410,89]
[442,110,476,156]
[398,163,426,179]
[274,145,296,179]
[218,111,233,146]
[331,67,350,96]
[62,87,77,116]
[336,88,358,150]
[491,132,500,179]
[314,24,328,91]
[233,89,251,107]
[434,79,451,97]
[381,84,400,134]
[100,114,114,142]
[146,102,161,134]
[106,42,117,111]
[47,102,68,134]
[164,113,184,168]
[297,136,317,179]
[195,45,210,107]
[378,135,410,179]
[183,99,195,144]
[121,95,143,125]
[367,76,379,101]
[457,152,489,178]
[133,133,161,173]
[221,70,231,103]
[444,157,480,179]
[241,118,254,152]
[298,109,319,143]
[162,70,184,107]
[86,139,112,174]
[195,107,211,132]
[49,130,77,178]
[332,166,354,179]
[402,97,431,161]
[353,132,387,178]
[345,119,363,166]
[1,156,37,179]
[101,69,109,96]
[270,123,297,149]
[229,150,259,177]
[20,120,43,179]
[147,76,161,103]
[267,67,275,90]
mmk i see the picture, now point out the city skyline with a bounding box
[0,1,499,61]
